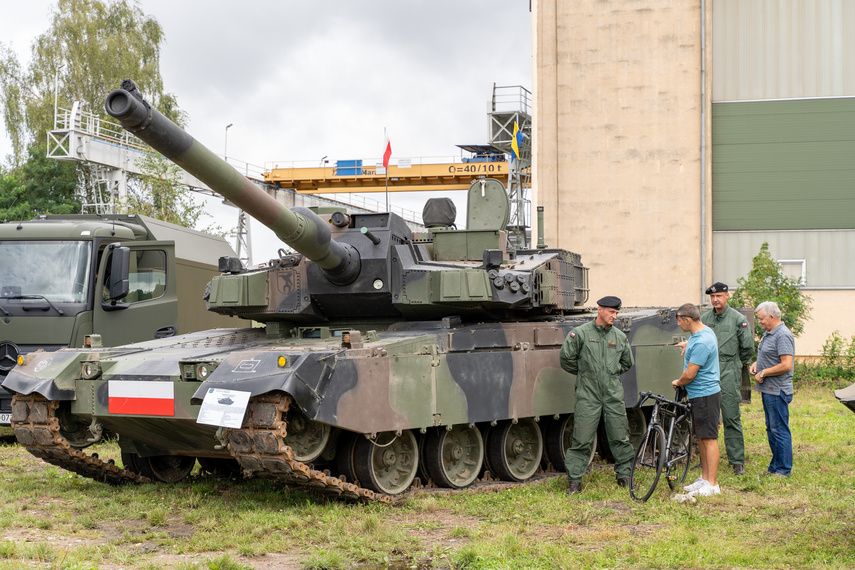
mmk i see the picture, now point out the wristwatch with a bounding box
[759,370,766,379]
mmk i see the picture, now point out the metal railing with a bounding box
[491,84,532,115]
[52,105,424,225]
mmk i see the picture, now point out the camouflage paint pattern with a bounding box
[5,307,683,458]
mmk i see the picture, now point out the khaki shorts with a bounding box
[691,391,722,440]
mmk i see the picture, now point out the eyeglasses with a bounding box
[676,314,688,319]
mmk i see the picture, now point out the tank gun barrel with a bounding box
[104,79,359,284]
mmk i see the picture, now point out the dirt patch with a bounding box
[389,509,482,551]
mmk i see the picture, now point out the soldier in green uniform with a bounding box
[702,282,754,475]
[560,296,635,495]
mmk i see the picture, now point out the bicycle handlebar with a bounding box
[635,388,691,412]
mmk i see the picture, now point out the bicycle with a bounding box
[629,388,694,501]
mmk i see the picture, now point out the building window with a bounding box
[778,259,806,286]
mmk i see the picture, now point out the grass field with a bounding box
[1,384,853,569]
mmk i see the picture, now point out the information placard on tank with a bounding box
[197,388,251,428]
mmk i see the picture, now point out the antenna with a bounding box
[3,196,19,223]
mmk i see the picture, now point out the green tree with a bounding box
[124,151,204,229]
[0,144,80,221]
[0,0,215,232]
[0,0,184,169]
[731,242,812,340]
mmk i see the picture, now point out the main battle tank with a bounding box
[3,80,686,501]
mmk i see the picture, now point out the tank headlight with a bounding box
[81,361,102,379]
[197,364,210,378]
[373,279,384,290]
[278,355,288,368]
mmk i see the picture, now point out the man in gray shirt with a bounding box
[749,301,795,476]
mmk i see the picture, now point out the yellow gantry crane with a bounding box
[264,147,508,194]
[263,85,532,247]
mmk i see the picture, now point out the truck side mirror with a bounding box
[107,245,131,301]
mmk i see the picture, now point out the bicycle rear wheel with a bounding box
[630,424,665,501]
[666,415,693,490]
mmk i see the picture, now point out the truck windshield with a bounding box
[0,241,92,303]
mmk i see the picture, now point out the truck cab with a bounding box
[0,214,236,424]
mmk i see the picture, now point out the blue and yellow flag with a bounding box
[511,121,523,162]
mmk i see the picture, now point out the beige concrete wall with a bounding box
[533,0,713,309]
[785,290,855,357]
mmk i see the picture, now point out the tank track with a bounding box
[225,394,393,503]
[9,393,558,501]
[225,394,559,504]
[10,394,149,485]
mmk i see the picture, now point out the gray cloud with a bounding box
[1,0,531,263]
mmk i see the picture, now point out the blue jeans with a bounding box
[761,391,793,475]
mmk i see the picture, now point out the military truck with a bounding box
[0,214,236,425]
[3,80,687,502]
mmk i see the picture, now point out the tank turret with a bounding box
[106,80,588,324]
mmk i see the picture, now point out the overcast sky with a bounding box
[0,0,532,264]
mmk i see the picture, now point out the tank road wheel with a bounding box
[134,455,196,483]
[416,432,431,485]
[598,407,647,463]
[55,402,100,448]
[198,457,243,478]
[120,452,142,474]
[353,430,419,495]
[543,414,597,471]
[335,431,360,484]
[283,408,331,463]
[486,418,543,482]
[424,425,484,489]
[626,407,648,450]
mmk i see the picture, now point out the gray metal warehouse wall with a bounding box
[711,97,855,231]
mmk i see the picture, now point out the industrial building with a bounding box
[532,0,855,355]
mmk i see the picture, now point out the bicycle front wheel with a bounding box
[630,424,665,501]
[666,415,693,490]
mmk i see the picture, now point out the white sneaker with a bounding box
[670,492,697,504]
[689,481,721,497]
[683,478,706,492]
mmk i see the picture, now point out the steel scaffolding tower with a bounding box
[487,84,532,249]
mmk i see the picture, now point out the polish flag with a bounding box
[108,381,175,416]
[383,131,392,169]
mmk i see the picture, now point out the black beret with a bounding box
[705,282,729,295]
[597,295,622,309]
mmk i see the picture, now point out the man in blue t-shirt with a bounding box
[672,303,722,497]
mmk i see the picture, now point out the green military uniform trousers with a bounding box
[560,320,636,482]
[719,356,744,465]
[563,374,635,481]
[702,306,752,467]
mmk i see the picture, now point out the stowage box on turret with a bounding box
[2,80,686,501]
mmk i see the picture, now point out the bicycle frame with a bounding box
[630,388,693,501]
